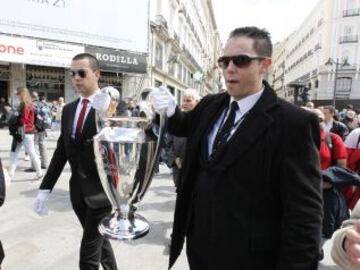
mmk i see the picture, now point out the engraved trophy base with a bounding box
[98,212,150,240]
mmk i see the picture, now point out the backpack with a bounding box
[33,101,51,131]
[8,110,24,142]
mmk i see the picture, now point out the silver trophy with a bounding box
[93,87,167,240]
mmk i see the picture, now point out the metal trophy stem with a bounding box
[94,106,167,240]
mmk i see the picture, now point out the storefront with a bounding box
[85,46,147,99]
[0,65,10,101]
[0,34,84,103]
[26,65,65,101]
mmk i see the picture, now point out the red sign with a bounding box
[0,44,24,55]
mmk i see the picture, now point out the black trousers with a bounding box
[72,197,117,270]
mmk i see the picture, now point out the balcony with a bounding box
[339,35,359,43]
[343,8,360,17]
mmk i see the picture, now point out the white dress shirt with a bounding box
[324,119,333,133]
[72,89,100,139]
[207,88,264,155]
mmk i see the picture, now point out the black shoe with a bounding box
[24,168,36,172]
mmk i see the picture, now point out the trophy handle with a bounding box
[132,110,168,204]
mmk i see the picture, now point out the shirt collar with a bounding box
[229,86,264,115]
[79,89,100,105]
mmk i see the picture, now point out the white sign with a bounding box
[0,0,149,53]
[0,35,84,67]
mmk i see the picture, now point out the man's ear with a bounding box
[95,69,101,80]
[261,58,272,73]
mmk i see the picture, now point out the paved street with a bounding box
[0,128,339,269]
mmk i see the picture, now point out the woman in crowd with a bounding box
[8,87,42,180]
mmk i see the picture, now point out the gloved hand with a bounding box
[33,189,50,216]
[149,86,176,117]
[93,91,111,114]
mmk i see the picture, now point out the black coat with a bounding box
[167,82,323,270]
[40,99,109,208]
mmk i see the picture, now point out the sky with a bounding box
[212,0,319,45]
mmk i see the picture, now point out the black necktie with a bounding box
[212,101,239,154]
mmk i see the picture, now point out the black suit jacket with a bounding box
[167,81,323,269]
[40,99,110,208]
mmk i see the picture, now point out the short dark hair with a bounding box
[228,26,272,57]
[324,105,336,114]
[72,53,100,71]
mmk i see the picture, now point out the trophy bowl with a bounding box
[94,115,166,240]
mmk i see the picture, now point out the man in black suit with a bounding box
[33,53,118,270]
[150,27,323,270]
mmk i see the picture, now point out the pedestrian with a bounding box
[342,127,360,210]
[8,87,42,180]
[322,105,348,140]
[310,108,349,260]
[168,88,201,189]
[25,91,49,171]
[150,26,323,269]
[33,53,118,270]
[55,97,65,129]
[127,99,139,117]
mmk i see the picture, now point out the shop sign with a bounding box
[0,34,84,67]
[86,46,147,74]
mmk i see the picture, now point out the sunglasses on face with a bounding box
[69,69,87,79]
[217,55,266,69]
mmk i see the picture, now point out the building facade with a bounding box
[148,0,222,103]
[269,0,360,109]
[0,1,149,106]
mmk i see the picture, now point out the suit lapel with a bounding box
[65,99,80,137]
[208,83,279,170]
[192,93,229,157]
[82,108,96,139]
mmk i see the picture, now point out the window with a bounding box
[336,77,352,92]
[344,26,353,36]
[177,63,182,81]
[154,80,162,87]
[169,61,175,77]
[155,42,163,70]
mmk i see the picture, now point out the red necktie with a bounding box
[75,99,89,140]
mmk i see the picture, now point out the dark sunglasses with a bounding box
[69,69,87,79]
[217,55,266,69]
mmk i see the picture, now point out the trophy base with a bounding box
[98,213,150,240]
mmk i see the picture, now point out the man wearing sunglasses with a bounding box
[150,26,322,270]
[33,53,118,270]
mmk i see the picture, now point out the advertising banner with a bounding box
[85,46,147,74]
[0,0,148,53]
[0,35,84,67]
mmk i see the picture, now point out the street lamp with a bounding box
[325,57,350,108]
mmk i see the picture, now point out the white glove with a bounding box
[149,86,176,117]
[33,189,50,216]
[93,91,111,114]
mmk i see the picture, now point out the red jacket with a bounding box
[19,104,35,133]
[344,148,360,209]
